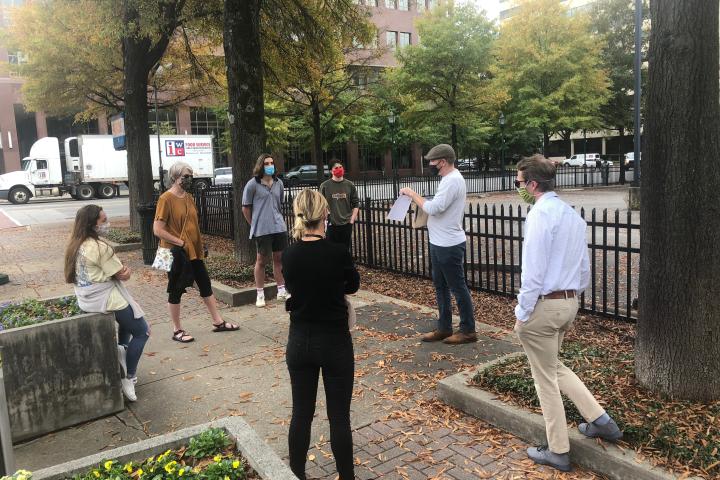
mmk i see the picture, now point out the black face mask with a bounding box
[180,177,194,192]
[428,161,442,176]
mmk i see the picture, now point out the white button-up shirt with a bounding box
[515,192,590,322]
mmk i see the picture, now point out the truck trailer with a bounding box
[0,134,214,204]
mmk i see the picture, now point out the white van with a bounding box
[563,153,613,168]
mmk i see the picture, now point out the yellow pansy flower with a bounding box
[213,455,222,463]
[136,469,143,477]
[93,471,100,478]
[124,463,133,473]
[104,460,114,471]
[232,460,240,469]
[224,476,230,480]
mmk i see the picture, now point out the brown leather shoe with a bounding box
[421,330,453,342]
[443,332,478,344]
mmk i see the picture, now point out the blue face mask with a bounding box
[264,165,275,176]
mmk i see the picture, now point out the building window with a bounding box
[384,0,395,9]
[7,51,27,64]
[386,31,397,50]
[398,0,409,10]
[191,108,227,167]
[416,0,425,12]
[148,108,177,134]
[399,32,411,48]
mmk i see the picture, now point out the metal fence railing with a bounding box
[193,181,639,322]
[280,164,634,201]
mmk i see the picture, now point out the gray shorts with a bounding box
[254,232,288,257]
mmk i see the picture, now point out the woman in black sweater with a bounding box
[282,189,360,480]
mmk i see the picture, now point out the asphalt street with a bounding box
[0,194,130,226]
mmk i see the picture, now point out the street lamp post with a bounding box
[632,0,642,187]
[153,67,165,192]
[388,112,398,197]
[499,112,506,190]
[583,128,588,187]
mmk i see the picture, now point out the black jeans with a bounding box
[326,224,353,251]
[286,324,355,480]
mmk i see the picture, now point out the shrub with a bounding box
[104,227,141,244]
[0,296,82,331]
[186,427,232,459]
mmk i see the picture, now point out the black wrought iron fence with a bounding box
[280,164,632,201]
[194,178,639,322]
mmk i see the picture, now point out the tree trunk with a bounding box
[542,127,550,156]
[451,122,458,153]
[122,5,154,232]
[312,100,324,184]
[224,0,264,264]
[636,0,720,401]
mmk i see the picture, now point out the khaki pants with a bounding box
[516,297,605,453]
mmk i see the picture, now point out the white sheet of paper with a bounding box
[387,194,412,222]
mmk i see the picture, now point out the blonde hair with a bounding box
[292,189,328,240]
[169,161,193,183]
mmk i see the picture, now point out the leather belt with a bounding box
[540,290,576,300]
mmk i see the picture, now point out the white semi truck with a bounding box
[0,134,215,204]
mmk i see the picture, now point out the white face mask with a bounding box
[96,222,110,236]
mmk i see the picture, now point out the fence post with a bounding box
[604,163,610,186]
[363,197,374,267]
[0,347,16,477]
[393,171,399,199]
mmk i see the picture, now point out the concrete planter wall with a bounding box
[0,310,123,443]
[33,418,297,480]
[212,281,277,307]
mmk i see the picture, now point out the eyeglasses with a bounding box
[182,174,193,179]
[514,179,530,188]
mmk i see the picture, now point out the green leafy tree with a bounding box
[495,0,610,152]
[6,0,222,229]
[223,0,367,259]
[265,4,377,183]
[387,2,504,155]
[592,0,649,162]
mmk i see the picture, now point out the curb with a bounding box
[32,417,296,480]
[212,281,277,307]
[438,354,683,480]
[104,239,142,253]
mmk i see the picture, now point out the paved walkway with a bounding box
[1,222,603,479]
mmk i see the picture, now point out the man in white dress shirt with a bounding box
[514,155,622,472]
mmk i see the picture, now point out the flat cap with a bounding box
[424,144,456,162]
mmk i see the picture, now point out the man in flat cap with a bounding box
[400,144,476,344]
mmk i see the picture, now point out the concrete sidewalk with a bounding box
[2,223,604,479]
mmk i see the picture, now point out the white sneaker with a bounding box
[121,377,137,402]
[276,290,291,300]
[256,295,266,307]
[117,345,127,378]
[130,376,138,385]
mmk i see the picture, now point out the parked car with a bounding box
[624,152,640,168]
[456,158,477,171]
[214,167,232,185]
[281,164,331,186]
[563,153,613,168]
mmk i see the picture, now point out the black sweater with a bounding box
[281,239,360,331]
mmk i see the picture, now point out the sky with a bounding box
[465,0,501,21]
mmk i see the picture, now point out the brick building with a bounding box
[0,0,435,176]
